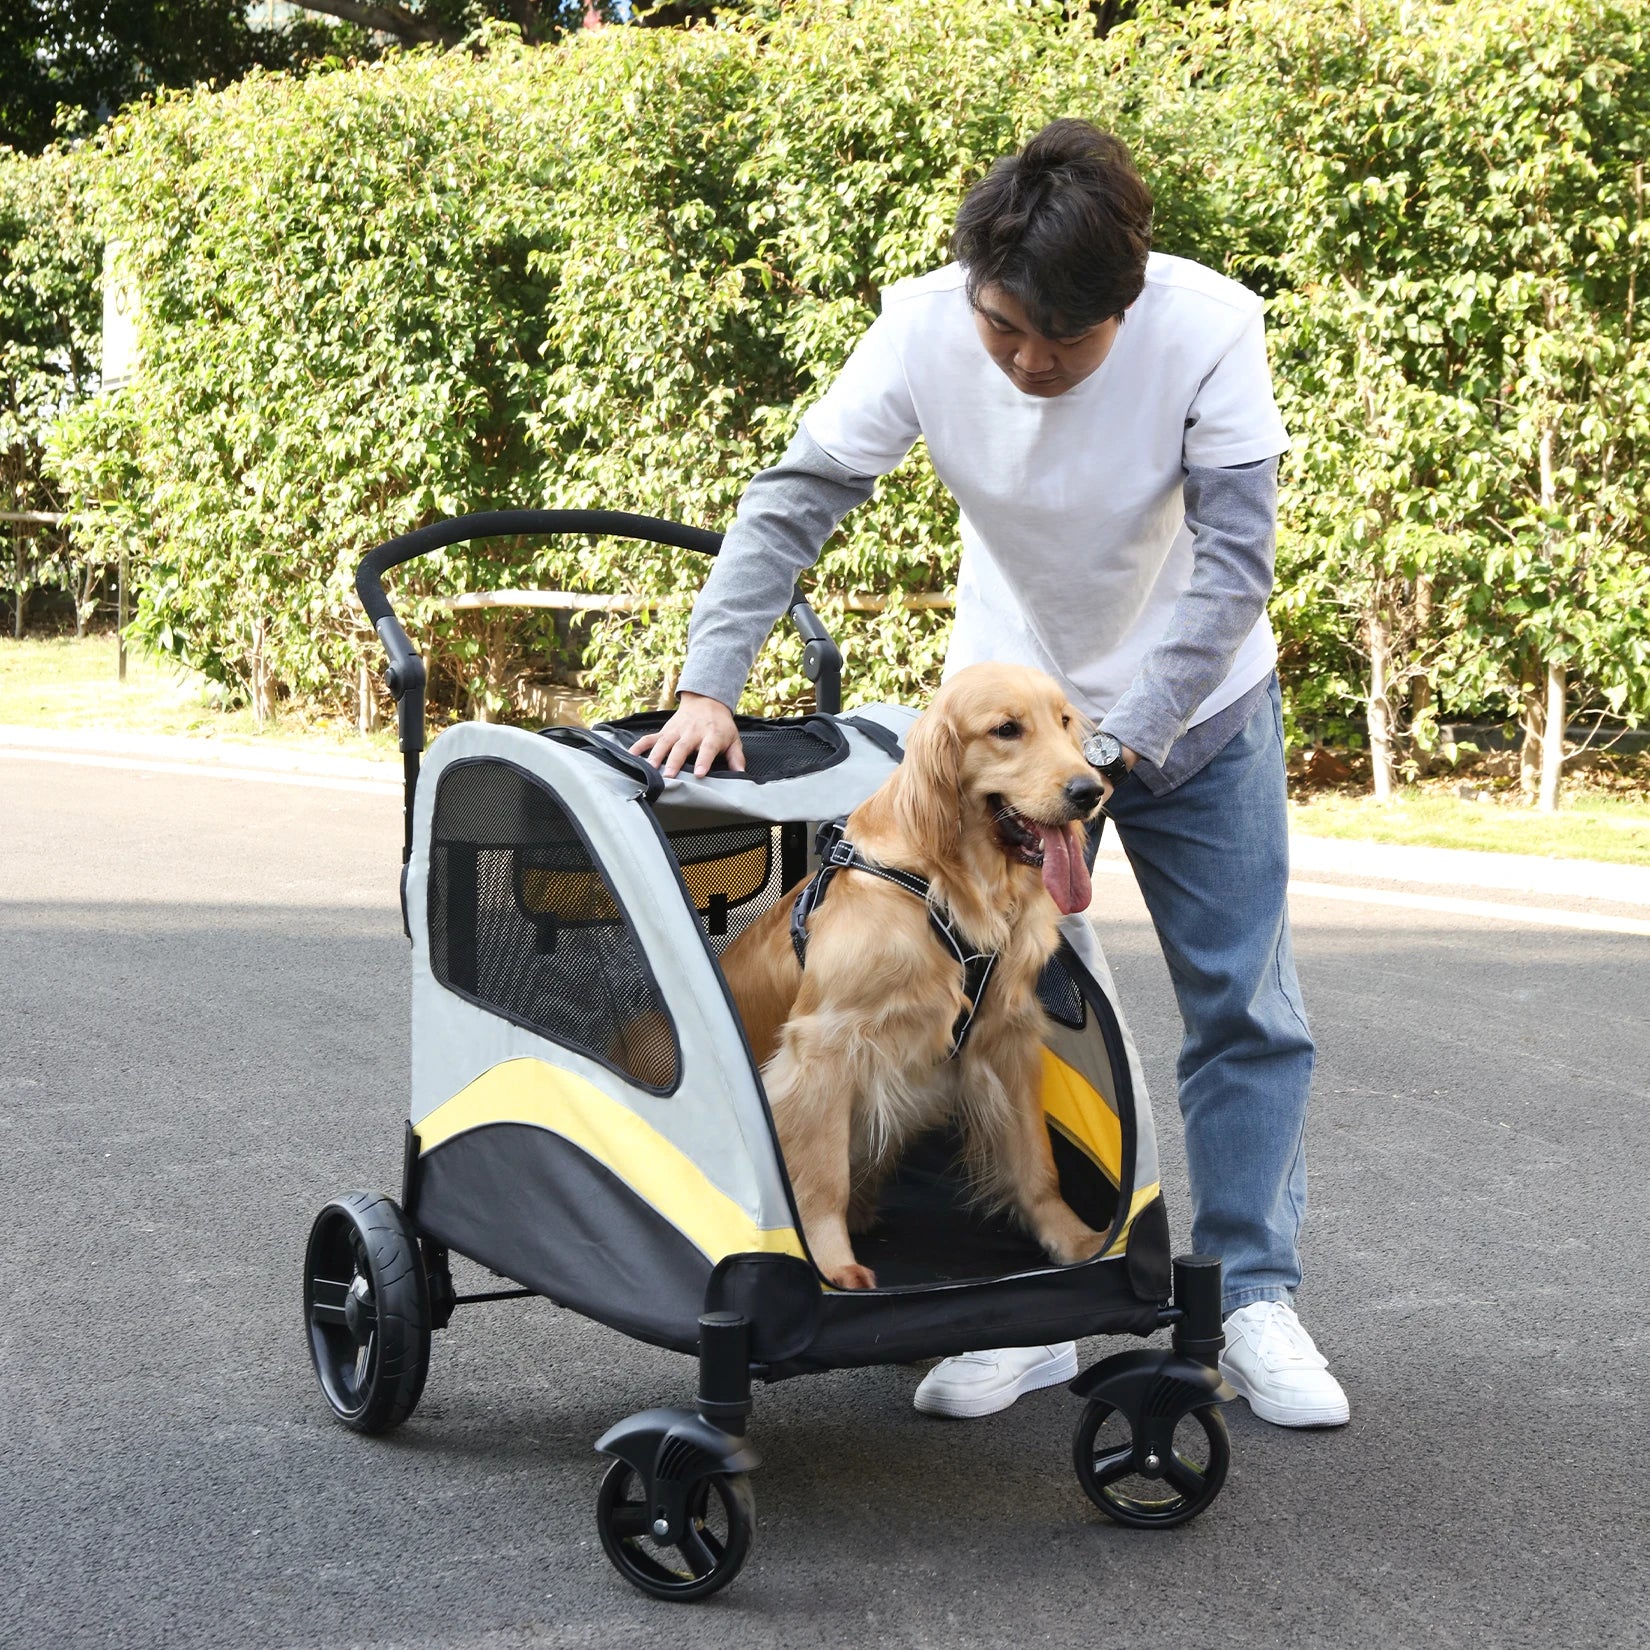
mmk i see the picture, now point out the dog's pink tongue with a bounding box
[1039,821,1093,915]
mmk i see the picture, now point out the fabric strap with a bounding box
[788,818,999,1057]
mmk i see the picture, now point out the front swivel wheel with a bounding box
[1073,1397,1229,1529]
[596,1460,754,1601]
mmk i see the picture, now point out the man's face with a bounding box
[971,282,1122,398]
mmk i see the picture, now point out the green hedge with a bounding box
[1,141,100,632]
[33,0,1650,762]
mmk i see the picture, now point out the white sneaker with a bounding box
[912,1342,1078,1419]
[1219,1301,1350,1428]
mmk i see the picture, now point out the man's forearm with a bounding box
[678,428,877,708]
[1100,457,1279,766]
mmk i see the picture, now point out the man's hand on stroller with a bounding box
[631,691,747,778]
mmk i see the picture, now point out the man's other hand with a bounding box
[629,691,746,779]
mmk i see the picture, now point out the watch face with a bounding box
[1083,731,1122,770]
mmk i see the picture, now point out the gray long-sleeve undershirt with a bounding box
[678,426,1279,794]
[679,429,877,710]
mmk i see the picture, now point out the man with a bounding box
[634,119,1348,1429]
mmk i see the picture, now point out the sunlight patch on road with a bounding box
[1,748,400,797]
[1091,853,1650,937]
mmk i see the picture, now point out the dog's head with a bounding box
[897,662,1103,915]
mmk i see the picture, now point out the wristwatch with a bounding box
[1082,729,1131,785]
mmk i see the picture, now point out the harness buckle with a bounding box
[813,816,848,862]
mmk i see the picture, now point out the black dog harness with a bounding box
[789,817,1000,1058]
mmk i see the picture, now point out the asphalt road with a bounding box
[3,756,1647,1650]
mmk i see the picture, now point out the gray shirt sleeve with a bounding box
[1099,456,1279,768]
[677,426,877,709]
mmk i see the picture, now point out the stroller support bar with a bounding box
[788,585,843,717]
[357,510,724,767]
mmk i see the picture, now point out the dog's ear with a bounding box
[895,703,964,869]
[1073,705,1096,752]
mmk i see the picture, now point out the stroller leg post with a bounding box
[697,1311,753,1437]
[1170,1253,1224,1370]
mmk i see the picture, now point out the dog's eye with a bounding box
[1061,714,1071,728]
[992,721,1023,740]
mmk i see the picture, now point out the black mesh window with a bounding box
[1037,953,1087,1029]
[427,759,679,1092]
[666,821,809,956]
[597,713,847,783]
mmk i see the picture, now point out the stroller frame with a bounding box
[303,512,1236,1602]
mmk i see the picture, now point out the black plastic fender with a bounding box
[1069,1347,1236,1473]
[595,1408,761,1545]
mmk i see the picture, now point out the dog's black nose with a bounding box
[1064,775,1103,816]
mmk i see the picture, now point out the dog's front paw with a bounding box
[826,1262,878,1290]
[1048,1227,1107,1266]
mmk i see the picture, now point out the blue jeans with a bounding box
[1096,676,1315,1314]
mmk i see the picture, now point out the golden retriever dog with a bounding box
[718,662,1105,1290]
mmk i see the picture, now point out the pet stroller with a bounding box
[303,511,1236,1602]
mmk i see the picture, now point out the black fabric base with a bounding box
[771,1142,1166,1373]
[781,1284,1162,1378]
[411,1120,1165,1374]
[414,1121,712,1353]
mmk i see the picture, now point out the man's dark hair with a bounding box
[951,119,1153,338]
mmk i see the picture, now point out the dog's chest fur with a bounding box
[828,886,1054,1161]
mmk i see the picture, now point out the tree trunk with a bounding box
[357,659,380,734]
[1409,574,1434,773]
[73,559,98,639]
[1519,647,1545,801]
[1367,604,1396,802]
[250,621,276,725]
[1533,423,1565,812]
[118,549,128,683]
[12,528,24,640]
[1537,659,1565,813]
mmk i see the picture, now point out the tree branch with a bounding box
[503,0,548,45]
[287,2,458,46]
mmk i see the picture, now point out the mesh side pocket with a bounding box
[1037,953,1087,1029]
[427,758,679,1092]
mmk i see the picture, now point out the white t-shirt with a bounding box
[801,254,1290,725]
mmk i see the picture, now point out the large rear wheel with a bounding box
[304,1192,430,1433]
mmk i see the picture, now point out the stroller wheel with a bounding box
[1073,1398,1229,1529]
[304,1192,431,1433]
[596,1460,754,1602]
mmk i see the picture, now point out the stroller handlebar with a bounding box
[354,509,842,865]
[355,508,844,749]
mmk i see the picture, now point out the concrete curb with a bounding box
[6,723,1646,908]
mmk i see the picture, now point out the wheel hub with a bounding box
[343,1273,374,1343]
